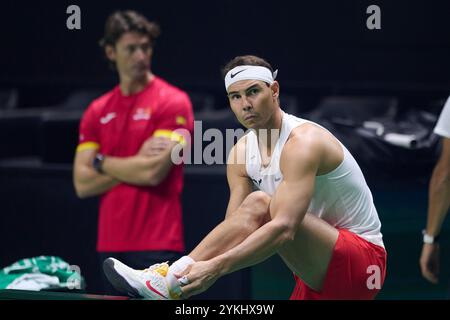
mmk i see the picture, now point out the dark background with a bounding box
[0,0,449,299]
[2,0,450,106]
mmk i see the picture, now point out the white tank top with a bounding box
[245,111,384,248]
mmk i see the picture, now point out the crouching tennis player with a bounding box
[103,55,387,300]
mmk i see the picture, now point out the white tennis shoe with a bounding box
[103,257,174,300]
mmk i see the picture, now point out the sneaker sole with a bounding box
[103,258,140,298]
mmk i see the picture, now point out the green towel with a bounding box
[0,256,84,291]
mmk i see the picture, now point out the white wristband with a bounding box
[422,230,439,244]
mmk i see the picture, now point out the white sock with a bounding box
[166,255,195,297]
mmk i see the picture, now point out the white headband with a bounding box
[224,65,278,91]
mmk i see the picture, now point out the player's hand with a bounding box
[175,260,220,299]
[138,136,171,156]
[420,243,440,284]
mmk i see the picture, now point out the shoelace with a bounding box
[143,262,182,300]
[142,261,169,277]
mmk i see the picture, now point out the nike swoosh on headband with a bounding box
[230,69,247,78]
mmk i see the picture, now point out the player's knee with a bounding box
[239,191,271,223]
[242,191,271,210]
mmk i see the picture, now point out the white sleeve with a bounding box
[434,96,450,139]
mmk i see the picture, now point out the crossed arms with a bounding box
[73,136,178,198]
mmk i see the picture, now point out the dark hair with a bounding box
[222,55,274,78]
[99,10,161,48]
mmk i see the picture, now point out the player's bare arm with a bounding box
[225,137,253,218]
[420,137,450,283]
[424,138,450,237]
[179,130,324,298]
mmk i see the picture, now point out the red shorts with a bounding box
[290,228,387,300]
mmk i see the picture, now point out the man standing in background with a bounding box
[73,10,194,294]
[420,98,450,286]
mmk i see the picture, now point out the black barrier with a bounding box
[0,162,250,299]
